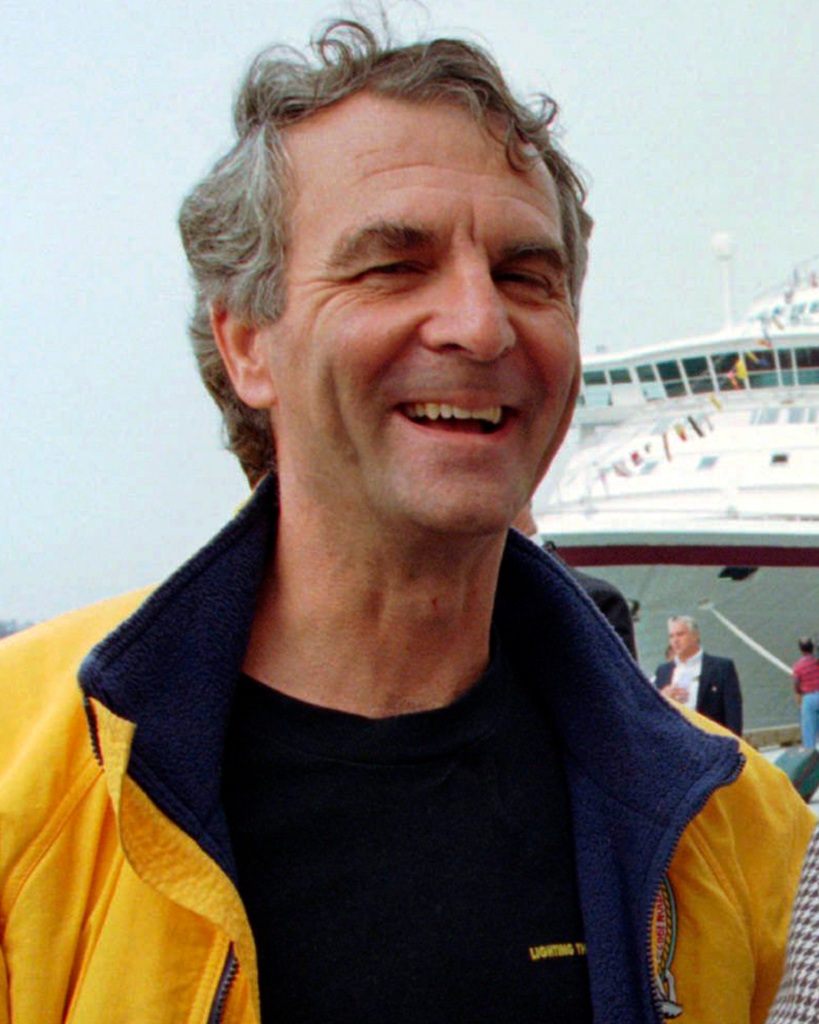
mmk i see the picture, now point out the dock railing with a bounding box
[743,724,801,750]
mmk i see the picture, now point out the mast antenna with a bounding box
[711,233,735,330]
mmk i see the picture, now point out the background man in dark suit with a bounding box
[655,615,743,735]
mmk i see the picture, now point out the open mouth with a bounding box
[402,402,506,434]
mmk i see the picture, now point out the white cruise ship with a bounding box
[533,253,819,731]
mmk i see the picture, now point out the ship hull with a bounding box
[549,538,819,731]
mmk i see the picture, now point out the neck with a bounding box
[243,503,507,718]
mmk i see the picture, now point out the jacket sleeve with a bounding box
[654,663,671,690]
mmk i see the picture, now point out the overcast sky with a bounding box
[3,0,817,623]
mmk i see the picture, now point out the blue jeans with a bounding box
[801,691,819,749]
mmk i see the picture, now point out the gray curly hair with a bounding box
[179,17,593,484]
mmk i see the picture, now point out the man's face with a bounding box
[668,621,700,661]
[255,93,580,539]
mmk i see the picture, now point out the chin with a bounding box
[412,504,515,538]
[382,476,528,538]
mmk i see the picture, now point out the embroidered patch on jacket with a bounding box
[651,876,683,1019]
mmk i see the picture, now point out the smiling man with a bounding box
[212,91,580,720]
[0,16,813,1024]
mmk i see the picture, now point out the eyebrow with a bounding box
[326,221,436,272]
[325,220,568,276]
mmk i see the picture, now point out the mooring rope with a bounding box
[697,599,792,677]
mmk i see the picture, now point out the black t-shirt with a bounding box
[222,645,592,1023]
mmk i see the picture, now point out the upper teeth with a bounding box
[406,403,502,425]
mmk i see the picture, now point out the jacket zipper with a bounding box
[644,754,744,1022]
[82,694,104,766]
[207,944,238,1024]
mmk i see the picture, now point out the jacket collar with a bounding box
[80,477,742,1019]
[497,532,743,1019]
[498,530,740,828]
[80,475,277,877]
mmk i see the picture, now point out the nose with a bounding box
[420,260,516,361]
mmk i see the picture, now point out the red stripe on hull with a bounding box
[559,544,819,568]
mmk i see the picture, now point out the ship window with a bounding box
[795,347,819,385]
[583,369,606,386]
[683,356,708,376]
[698,456,718,470]
[777,348,795,385]
[636,364,664,399]
[770,453,789,465]
[713,351,739,370]
[609,367,631,384]
[682,356,714,393]
[810,408,819,423]
[746,348,775,369]
[657,360,681,381]
[746,348,779,389]
[713,351,748,391]
[657,360,686,397]
[753,407,782,423]
[748,374,778,390]
[788,408,806,424]
[791,303,807,322]
[810,301,819,315]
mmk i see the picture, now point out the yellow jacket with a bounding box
[0,590,255,1022]
[0,484,814,1022]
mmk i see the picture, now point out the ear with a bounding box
[210,305,278,409]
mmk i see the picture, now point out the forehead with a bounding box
[282,92,562,246]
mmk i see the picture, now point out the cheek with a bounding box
[533,329,579,405]
[264,321,327,442]
[528,326,580,472]
[320,304,416,399]
[270,312,381,444]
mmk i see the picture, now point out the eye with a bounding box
[350,261,427,290]
[364,261,423,276]
[496,269,563,302]
[499,270,548,287]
